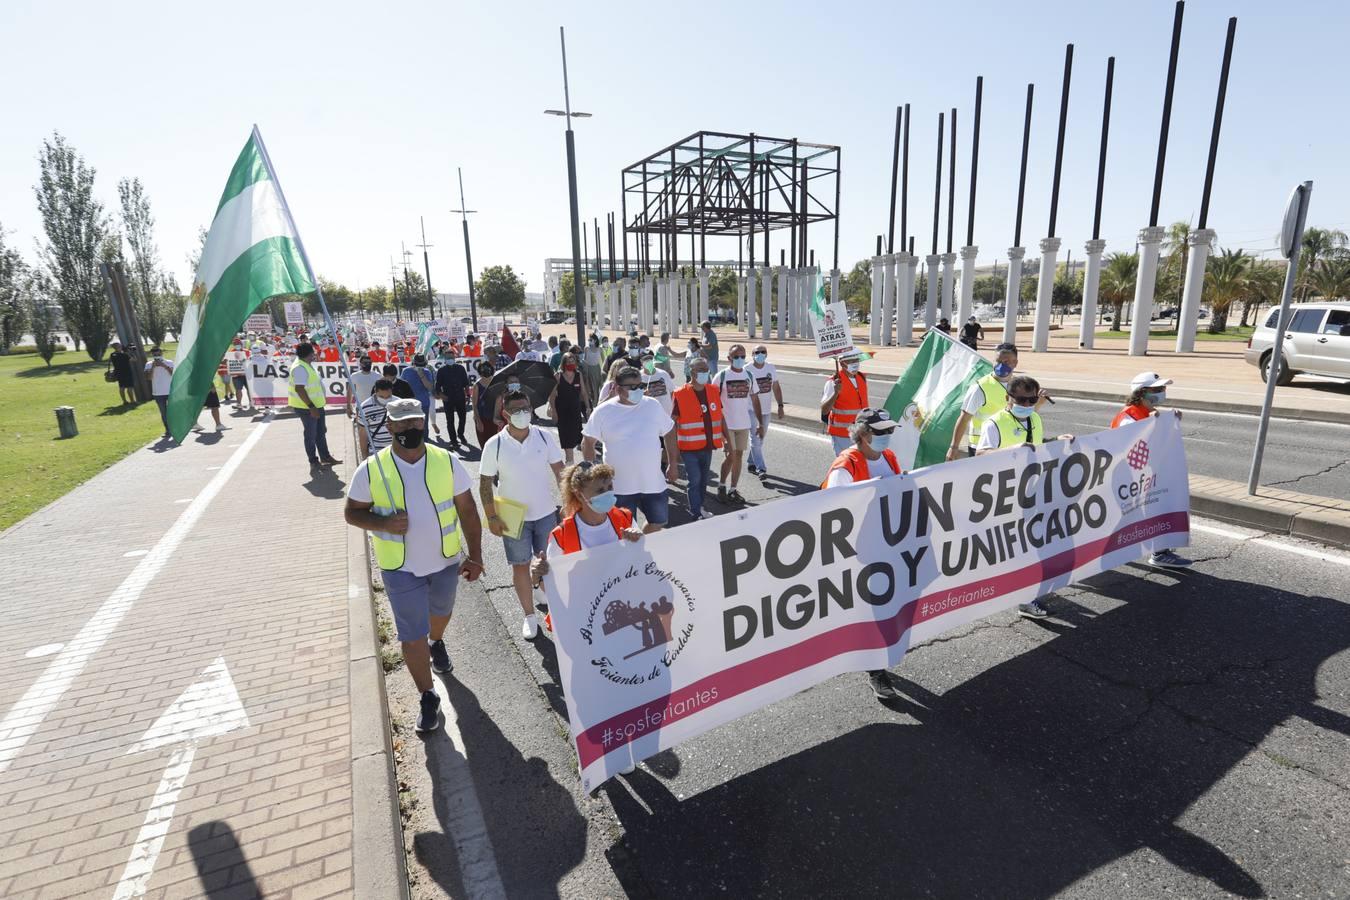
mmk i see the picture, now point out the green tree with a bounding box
[1099,252,1139,331]
[1307,256,1350,303]
[360,284,391,314]
[26,273,61,365]
[1202,248,1250,333]
[0,227,28,354]
[836,259,871,315]
[1296,227,1347,301]
[1161,219,1192,309]
[307,278,355,318]
[117,177,168,346]
[1238,262,1280,327]
[708,266,737,311]
[476,265,526,313]
[34,132,113,360]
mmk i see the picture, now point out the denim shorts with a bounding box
[616,491,669,527]
[503,511,559,565]
[382,563,460,641]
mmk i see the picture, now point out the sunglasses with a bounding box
[1009,395,1039,405]
[620,383,644,391]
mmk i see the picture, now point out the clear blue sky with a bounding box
[1,0,1345,296]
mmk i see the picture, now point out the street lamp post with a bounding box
[417,216,436,320]
[546,26,593,348]
[451,168,479,333]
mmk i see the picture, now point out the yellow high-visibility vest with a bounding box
[367,446,461,571]
[966,373,1008,446]
[288,359,325,410]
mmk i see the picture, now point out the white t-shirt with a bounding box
[546,515,622,559]
[479,426,564,521]
[713,367,757,431]
[348,450,472,577]
[145,358,175,396]
[349,369,381,401]
[641,369,676,417]
[582,397,674,496]
[748,362,779,415]
[825,455,900,489]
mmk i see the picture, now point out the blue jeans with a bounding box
[503,512,559,564]
[681,449,713,518]
[616,491,669,528]
[748,420,767,472]
[831,434,851,456]
[153,396,170,433]
[301,407,331,462]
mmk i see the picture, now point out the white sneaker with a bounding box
[699,510,715,520]
[522,614,540,640]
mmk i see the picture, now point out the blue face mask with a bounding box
[1144,390,1166,407]
[1011,404,1037,418]
[994,362,1015,378]
[695,371,710,385]
[730,356,745,369]
[870,432,892,453]
[753,353,767,365]
[587,490,617,514]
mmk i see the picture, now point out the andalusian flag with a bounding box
[881,330,993,469]
[167,128,312,440]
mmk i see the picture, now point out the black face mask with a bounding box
[394,428,425,449]
[360,362,372,372]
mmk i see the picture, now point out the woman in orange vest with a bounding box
[820,407,904,701]
[821,349,869,456]
[669,356,729,520]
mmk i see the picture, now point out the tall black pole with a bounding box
[931,112,944,256]
[594,218,602,283]
[747,134,756,271]
[946,108,957,254]
[1150,1,1185,228]
[966,77,983,248]
[1198,17,1236,229]
[1014,84,1034,247]
[900,103,911,249]
[419,215,435,319]
[1092,58,1116,241]
[1047,44,1074,238]
[621,187,630,278]
[790,138,799,269]
[607,213,616,283]
[456,168,479,333]
[887,105,902,254]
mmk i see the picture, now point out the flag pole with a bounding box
[250,125,394,498]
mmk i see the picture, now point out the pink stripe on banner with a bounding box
[575,510,1188,767]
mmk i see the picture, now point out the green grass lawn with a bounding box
[1097,325,1254,342]
[0,345,179,530]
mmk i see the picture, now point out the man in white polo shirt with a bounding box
[479,389,565,639]
[746,344,783,480]
[145,346,175,439]
[712,344,764,505]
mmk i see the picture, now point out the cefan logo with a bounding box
[1127,440,1150,471]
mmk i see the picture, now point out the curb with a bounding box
[1189,488,1350,550]
[345,432,412,900]
[770,362,1350,425]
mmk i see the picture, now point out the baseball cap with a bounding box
[1130,372,1173,391]
[385,398,426,422]
[857,408,898,432]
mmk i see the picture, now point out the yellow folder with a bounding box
[494,495,529,540]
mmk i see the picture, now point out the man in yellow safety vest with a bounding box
[946,342,1050,461]
[289,342,342,468]
[345,397,485,733]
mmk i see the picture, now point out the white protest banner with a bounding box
[542,413,1190,790]
[244,313,273,333]
[448,321,468,341]
[225,355,247,376]
[805,274,854,358]
[246,356,349,407]
[284,301,305,327]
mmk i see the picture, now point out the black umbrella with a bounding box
[485,359,555,411]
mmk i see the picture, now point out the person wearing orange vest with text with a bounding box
[1111,372,1192,571]
[822,349,869,456]
[820,407,905,700]
[671,356,731,521]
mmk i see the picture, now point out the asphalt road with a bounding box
[773,369,1350,502]
[382,410,1350,899]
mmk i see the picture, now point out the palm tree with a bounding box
[1307,256,1350,302]
[1297,227,1348,301]
[1099,252,1139,331]
[1241,262,1283,327]
[1202,248,1250,333]
[1162,220,1193,308]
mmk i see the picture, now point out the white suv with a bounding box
[1244,301,1350,385]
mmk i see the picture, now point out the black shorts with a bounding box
[204,389,220,409]
[231,375,248,389]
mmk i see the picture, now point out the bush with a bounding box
[5,345,67,356]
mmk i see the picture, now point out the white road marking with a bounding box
[0,423,269,774]
[427,674,507,899]
[24,644,63,659]
[1191,522,1350,569]
[770,424,832,444]
[113,657,250,899]
[174,498,193,504]
[123,549,148,558]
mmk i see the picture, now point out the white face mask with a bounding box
[375,394,391,406]
[509,410,531,430]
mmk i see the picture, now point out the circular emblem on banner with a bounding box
[581,562,697,687]
[1127,440,1150,471]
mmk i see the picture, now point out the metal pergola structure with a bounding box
[621,130,842,274]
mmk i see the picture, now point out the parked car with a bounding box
[1244,301,1350,385]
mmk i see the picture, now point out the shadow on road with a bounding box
[187,821,260,897]
[601,568,1350,898]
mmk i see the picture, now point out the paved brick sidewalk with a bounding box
[0,411,354,898]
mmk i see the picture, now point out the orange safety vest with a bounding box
[826,372,868,438]
[672,383,724,451]
[820,447,901,488]
[1110,403,1150,429]
[549,507,634,554]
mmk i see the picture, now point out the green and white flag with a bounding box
[881,330,993,469]
[167,129,312,440]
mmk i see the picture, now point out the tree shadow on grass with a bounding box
[12,358,105,378]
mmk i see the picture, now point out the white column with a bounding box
[736,277,747,331]
[746,270,758,338]
[896,252,917,346]
[1129,226,1167,357]
[957,246,979,324]
[940,252,957,323]
[869,255,884,345]
[1002,247,1026,346]
[698,267,711,326]
[758,267,772,340]
[773,266,786,340]
[924,254,941,330]
[1079,239,1106,349]
[1032,237,1061,352]
[1175,228,1217,353]
[879,254,896,346]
